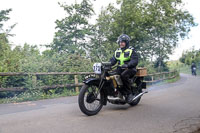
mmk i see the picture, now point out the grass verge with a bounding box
[0,89,79,104]
[165,74,180,83]
[179,65,200,75]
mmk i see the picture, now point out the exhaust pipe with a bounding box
[131,90,148,102]
[108,97,126,105]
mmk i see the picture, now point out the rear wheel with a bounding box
[78,84,103,116]
[129,78,142,106]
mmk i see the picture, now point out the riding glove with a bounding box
[121,64,129,68]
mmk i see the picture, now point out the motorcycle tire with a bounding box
[78,84,103,116]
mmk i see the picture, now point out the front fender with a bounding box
[83,78,100,86]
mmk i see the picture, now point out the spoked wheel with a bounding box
[78,84,103,116]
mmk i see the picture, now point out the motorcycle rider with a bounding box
[110,34,138,103]
[191,62,197,76]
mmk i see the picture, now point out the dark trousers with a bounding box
[117,68,136,95]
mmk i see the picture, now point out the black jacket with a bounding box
[191,64,196,69]
[110,46,138,69]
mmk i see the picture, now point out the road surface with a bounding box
[0,74,200,133]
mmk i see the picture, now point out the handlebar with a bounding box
[101,62,128,71]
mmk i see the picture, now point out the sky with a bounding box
[0,0,200,60]
[0,0,116,48]
[169,0,200,60]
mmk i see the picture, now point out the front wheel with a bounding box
[78,84,103,116]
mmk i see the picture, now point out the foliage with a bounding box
[0,42,94,100]
[52,0,94,55]
[93,0,196,63]
[0,9,21,90]
[143,0,196,61]
[0,9,12,32]
[0,89,78,104]
[89,4,119,62]
[167,60,183,71]
[179,48,200,65]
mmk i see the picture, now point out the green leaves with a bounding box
[143,0,196,61]
[0,9,12,31]
[93,0,196,63]
[180,48,200,65]
[52,0,94,54]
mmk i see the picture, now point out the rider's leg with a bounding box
[121,68,136,88]
[121,69,136,103]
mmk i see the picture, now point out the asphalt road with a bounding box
[0,74,200,133]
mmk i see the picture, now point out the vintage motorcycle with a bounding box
[78,62,147,116]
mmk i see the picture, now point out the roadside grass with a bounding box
[147,72,180,87]
[0,89,78,104]
[179,65,200,75]
[179,65,191,74]
[167,60,200,76]
[165,74,180,83]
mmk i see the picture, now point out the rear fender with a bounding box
[141,82,146,89]
[135,77,146,89]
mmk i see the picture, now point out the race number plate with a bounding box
[93,63,101,74]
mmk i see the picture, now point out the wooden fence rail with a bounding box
[0,72,95,76]
[0,70,178,92]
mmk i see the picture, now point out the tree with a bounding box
[0,9,17,69]
[89,4,119,62]
[144,0,196,63]
[94,0,152,61]
[0,9,12,32]
[94,0,196,63]
[0,9,16,73]
[180,48,200,66]
[52,0,94,55]
[0,9,12,57]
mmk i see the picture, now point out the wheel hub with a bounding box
[86,93,96,103]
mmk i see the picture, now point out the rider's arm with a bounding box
[110,55,117,66]
[128,50,138,68]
